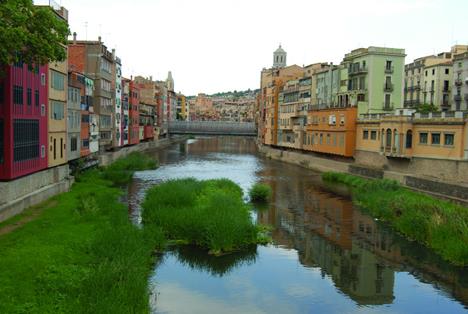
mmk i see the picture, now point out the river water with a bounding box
[128,136,468,314]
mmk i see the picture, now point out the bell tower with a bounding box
[273,44,287,68]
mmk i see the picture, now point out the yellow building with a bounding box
[48,8,68,167]
[356,111,468,161]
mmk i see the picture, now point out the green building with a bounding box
[338,47,406,115]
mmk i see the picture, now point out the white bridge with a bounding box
[167,121,257,136]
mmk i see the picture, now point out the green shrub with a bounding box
[322,171,468,266]
[249,183,272,203]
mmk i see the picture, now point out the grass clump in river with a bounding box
[322,171,468,266]
[0,155,163,313]
[101,151,158,185]
[249,183,272,202]
[142,178,269,255]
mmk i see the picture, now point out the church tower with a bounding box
[273,44,287,68]
[166,71,174,91]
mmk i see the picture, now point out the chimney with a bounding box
[150,75,153,81]
[112,48,116,59]
[98,36,102,43]
[73,32,77,44]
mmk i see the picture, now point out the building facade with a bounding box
[68,34,115,151]
[67,73,81,161]
[114,56,122,148]
[453,52,468,111]
[0,63,49,180]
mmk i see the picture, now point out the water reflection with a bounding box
[163,245,257,277]
[129,136,467,313]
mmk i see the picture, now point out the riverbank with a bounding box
[0,136,188,224]
[322,172,468,266]
[0,153,164,313]
[258,144,468,203]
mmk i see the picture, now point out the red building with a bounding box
[68,71,91,157]
[128,79,140,145]
[0,63,48,180]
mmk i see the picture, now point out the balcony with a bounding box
[414,84,421,90]
[385,66,394,74]
[383,83,394,92]
[382,102,394,111]
[348,65,368,76]
[454,94,462,102]
[455,78,463,86]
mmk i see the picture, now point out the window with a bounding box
[70,137,78,152]
[386,60,392,70]
[41,73,46,86]
[406,130,412,148]
[27,88,32,106]
[13,85,23,105]
[82,139,89,148]
[0,119,3,163]
[432,69,435,75]
[81,114,89,123]
[51,71,65,91]
[35,90,39,107]
[363,130,369,139]
[370,130,377,140]
[326,134,330,145]
[101,79,111,92]
[51,101,65,120]
[319,133,323,144]
[13,119,39,162]
[101,58,112,73]
[425,70,428,76]
[339,134,344,147]
[431,133,440,145]
[419,132,428,144]
[0,82,4,105]
[445,68,449,75]
[444,133,454,146]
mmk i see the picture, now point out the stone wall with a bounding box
[355,149,468,184]
[259,145,350,173]
[260,144,468,202]
[0,165,72,222]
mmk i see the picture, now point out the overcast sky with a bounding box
[36,0,467,95]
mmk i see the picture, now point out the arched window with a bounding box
[386,129,392,149]
[406,130,412,148]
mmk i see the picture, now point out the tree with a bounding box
[0,0,69,67]
[416,103,439,114]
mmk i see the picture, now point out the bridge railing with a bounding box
[167,121,256,135]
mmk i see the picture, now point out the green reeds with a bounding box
[142,178,268,255]
[102,152,158,185]
[322,172,468,266]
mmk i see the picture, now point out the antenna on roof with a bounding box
[84,21,88,40]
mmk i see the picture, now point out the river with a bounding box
[128,136,468,314]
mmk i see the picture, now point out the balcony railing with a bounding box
[348,65,368,75]
[382,102,394,111]
[454,95,462,102]
[385,66,394,74]
[455,78,463,86]
[383,83,394,92]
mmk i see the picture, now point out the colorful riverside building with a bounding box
[339,47,406,115]
[260,45,304,146]
[67,71,93,158]
[68,33,116,151]
[124,78,140,145]
[0,62,48,180]
[48,6,69,167]
[404,45,468,111]
[113,56,123,148]
[453,51,468,111]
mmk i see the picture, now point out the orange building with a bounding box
[303,107,357,157]
[260,65,304,145]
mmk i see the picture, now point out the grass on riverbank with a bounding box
[142,178,269,255]
[101,152,158,185]
[0,154,162,313]
[322,172,468,266]
[249,183,272,203]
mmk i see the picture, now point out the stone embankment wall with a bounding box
[0,136,188,223]
[259,144,468,202]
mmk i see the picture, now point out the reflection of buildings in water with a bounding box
[258,175,396,305]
